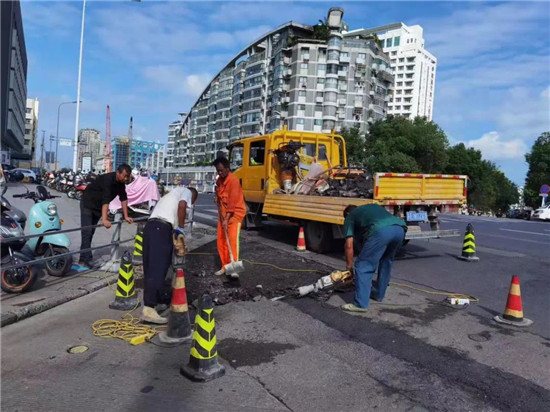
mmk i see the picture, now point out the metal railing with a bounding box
[1,215,149,271]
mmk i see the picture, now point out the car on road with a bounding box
[533,204,550,221]
[11,168,37,183]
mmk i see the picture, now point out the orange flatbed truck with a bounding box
[228,127,466,252]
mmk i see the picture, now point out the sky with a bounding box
[21,0,550,185]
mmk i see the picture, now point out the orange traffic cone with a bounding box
[494,276,533,327]
[296,227,306,251]
[158,268,193,344]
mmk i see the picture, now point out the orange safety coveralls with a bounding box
[216,172,246,270]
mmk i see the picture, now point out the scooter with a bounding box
[13,185,72,276]
[1,190,36,293]
[1,185,26,229]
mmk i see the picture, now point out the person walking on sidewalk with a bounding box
[341,204,407,313]
[79,164,133,268]
[140,185,198,324]
[213,157,246,277]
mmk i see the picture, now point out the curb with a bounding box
[1,274,118,328]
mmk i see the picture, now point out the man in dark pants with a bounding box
[342,204,407,312]
[80,164,133,268]
[141,185,198,324]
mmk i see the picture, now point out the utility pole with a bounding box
[49,135,55,170]
[40,130,45,170]
[127,116,133,166]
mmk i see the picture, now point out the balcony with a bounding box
[338,70,348,78]
[356,57,366,65]
[340,54,350,63]
[338,98,347,105]
[354,100,363,108]
[316,95,324,103]
[302,53,310,61]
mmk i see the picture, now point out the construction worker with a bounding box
[341,204,407,312]
[213,157,246,276]
[140,185,198,324]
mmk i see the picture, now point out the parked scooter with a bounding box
[13,185,72,276]
[1,185,26,229]
[1,188,36,293]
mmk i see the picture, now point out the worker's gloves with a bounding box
[173,227,186,257]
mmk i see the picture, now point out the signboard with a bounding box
[1,151,10,164]
[82,156,92,172]
[540,184,550,194]
[59,138,73,147]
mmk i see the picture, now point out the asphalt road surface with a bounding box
[2,186,549,410]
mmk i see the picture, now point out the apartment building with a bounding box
[77,128,102,170]
[169,7,394,167]
[347,23,436,120]
[166,119,181,168]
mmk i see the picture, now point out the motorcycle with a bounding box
[13,185,72,276]
[1,187,36,293]
[1,184,27,229]
[68,173,87,200]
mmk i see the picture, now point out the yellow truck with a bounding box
[228,127,466,252]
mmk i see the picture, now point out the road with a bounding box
[2,186,549,411]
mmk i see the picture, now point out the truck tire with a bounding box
[304,221,333,253]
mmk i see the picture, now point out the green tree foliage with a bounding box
[524,132,550,207]
[364,115,449,173]
[339,125,366,167]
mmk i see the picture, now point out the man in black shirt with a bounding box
[79,164,133,267]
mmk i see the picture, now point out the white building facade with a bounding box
[77,128,102,170]
[347,23,436,120]
[24,98,39,165]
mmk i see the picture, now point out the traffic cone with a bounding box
[181,294,225,382]
[296,227,306,251]
[109,251,140,311]
[158,268,193,344]
[457,223,479,261]
[494,276,533,327]
[133,226,144,265]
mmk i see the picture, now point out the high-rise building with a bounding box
[1,0,28,163]
[77,128,102,170]
[144,144,165,172]
[169,7,394,167]
[166,120,181,169]
[347,23,436,120]
[23,98,39,165]
[112,136,129,170]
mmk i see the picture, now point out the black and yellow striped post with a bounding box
[109,251,140,310]
[132,225,144,265]
[181,294,225,382]
[457,223,479,262]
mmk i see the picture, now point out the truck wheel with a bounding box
[304,221,333,253]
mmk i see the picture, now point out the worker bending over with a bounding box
[342,204,406,313]
[213,157,246,276]
[140,184,198,324]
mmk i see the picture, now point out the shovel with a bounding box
[223,224,244,279]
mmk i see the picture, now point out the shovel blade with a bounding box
[224,260,244,275]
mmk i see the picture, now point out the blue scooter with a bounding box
[13,185,72,276]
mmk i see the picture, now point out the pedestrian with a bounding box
[79,164,133,268]
[341,204,407,312]
[140,184,198,324]
[213,157,246,276]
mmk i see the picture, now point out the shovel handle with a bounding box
[223,225,237,263]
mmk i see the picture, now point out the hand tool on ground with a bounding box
[223,224,244,279]
[297,270,353,296]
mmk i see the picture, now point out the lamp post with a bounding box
[72,0,87,171]
[56,100,79,171]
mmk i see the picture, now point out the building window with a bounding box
[357,53,366,59]
[249,140,266,166]
[299,77,308,87]
[318,64,326,73]
[394,36,400,46]
[314,119,322,126]
[386,38,392,47]
[301,62,308,74]
[300,47,310,59]
[26,108,32,114]
[298,90,306,97]
[315,104,323,112]
[296,118,305,125]
[391,51,397,56]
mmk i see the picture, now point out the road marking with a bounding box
[500,228,550,237]
[482,233,550,246]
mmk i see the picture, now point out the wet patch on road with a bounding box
[468,331,491,342]
[377,301,455,326]
[218,338,298,368]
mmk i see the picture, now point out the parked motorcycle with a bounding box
[1,189,36,293]
[13,185,72,276]
[1,185,26,229]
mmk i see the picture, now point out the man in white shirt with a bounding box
[141,185,198,324]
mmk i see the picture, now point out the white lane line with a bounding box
[193,211,218,222]
[545,229,550,232]
[500,228,550,237]
[482,233,550,246]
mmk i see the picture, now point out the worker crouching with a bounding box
[213,157,246,277]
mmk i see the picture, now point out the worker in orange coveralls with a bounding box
[213,157,246,276]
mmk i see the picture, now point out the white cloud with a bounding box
[142,65,210,98]
[21,1,81,37]
[466,132,528,161]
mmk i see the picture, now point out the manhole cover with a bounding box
[468,333,490,342]
[68,345,89,354]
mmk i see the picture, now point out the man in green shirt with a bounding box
[342,204,407,312]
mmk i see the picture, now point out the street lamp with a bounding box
[56,100,80,170]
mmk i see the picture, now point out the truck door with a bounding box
[244,139,267,203]
[228,143,244,185]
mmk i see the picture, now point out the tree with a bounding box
[339,125,366,167]
[313,18,330,41]
[524,132,550,207]
[363,115,449,173]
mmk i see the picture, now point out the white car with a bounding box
[533,204,550,221]
[11,168,37,182]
